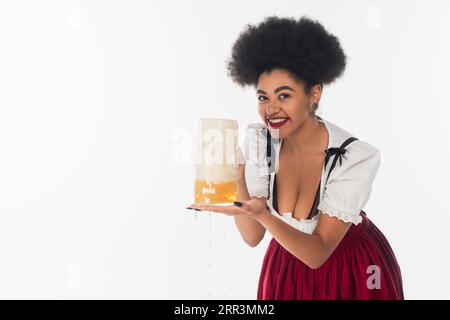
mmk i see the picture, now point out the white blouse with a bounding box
[243,117,381,234]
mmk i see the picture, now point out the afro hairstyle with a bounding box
[226,16,347,92]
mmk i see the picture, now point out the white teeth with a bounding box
[269,118,288,123]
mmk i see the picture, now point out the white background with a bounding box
[0,0,449,299]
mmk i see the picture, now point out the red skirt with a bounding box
[257,211,404,300]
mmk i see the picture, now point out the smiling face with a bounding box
[256,68,321,139]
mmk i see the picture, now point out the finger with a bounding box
[193,204,244,216]
[187,203,252,217]
[233,200,263,215]
[232,201,248,210]
[189,203,225,210]
[195,204,235,212]
[186,203,203,211]
[188,203,222,211]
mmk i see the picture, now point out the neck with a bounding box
[283,114,326,155]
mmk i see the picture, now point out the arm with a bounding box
[256,208,351,269]
[193,140,378,266]
[253,140,380,268]
[233,171,266,247]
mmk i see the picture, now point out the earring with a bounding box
[310,102,319,112]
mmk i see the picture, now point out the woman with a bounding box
[187,16,404,300]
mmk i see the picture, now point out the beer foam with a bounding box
[195,118,238,182]
[195,164,237,182]
[198,118,238,129]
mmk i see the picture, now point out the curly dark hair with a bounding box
[226,16,347,93]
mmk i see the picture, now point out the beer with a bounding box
[194,118,238,205]
[194,179,238,204]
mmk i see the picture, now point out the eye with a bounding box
[258,93,290,102]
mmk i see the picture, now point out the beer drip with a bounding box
[208,212,213,252]
[207,212,213,297]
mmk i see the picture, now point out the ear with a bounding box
[311,83,322,103]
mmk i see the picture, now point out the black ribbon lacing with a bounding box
[324,137,359,180]
[325,146,346,167]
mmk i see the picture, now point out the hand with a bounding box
[186,198,270,221]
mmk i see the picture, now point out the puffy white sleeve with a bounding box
[239,123,270,199]
[317,140,381,225]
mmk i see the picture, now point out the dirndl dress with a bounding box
[256,119,404,300]
[257,210,404,300]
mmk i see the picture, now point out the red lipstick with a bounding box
[267,117,289,128]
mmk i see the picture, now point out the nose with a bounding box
[265,104,281,116]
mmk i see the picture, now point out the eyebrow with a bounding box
[256,85,295,95]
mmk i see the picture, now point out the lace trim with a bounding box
[265,199,320,234]
[279,212,319,234]
[248,189,269,199]
[317,203,362,225]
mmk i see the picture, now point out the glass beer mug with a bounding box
[194,118,239,205]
